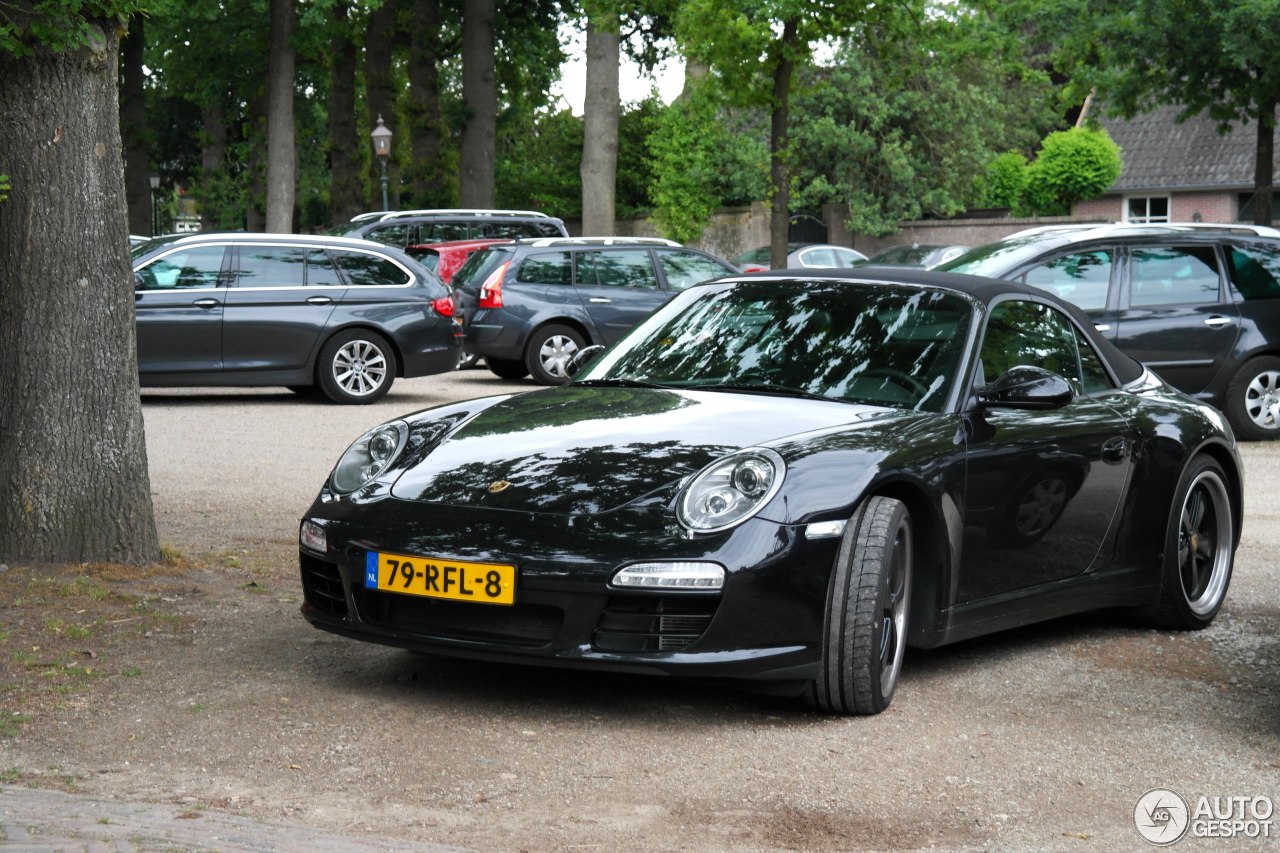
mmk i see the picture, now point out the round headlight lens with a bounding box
[330,420,409,494]
[677,448,785,533]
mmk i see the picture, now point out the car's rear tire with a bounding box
[1224,356,1280,440]
[525,323,585,385]
[1141,455,1234,629]
[316,329,397,404]
[487,357,529,380]
[806,496,912,715]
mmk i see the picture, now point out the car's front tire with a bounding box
[1142,455,1235,629]
[525,323,585,385]
[316,329,397,404]
[806,496,912,715]
[1225,356,1280,440]
[487,356,529,380]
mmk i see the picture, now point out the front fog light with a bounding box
[677,448,785,534]
[300,520,327,553]
[612,561,726,590]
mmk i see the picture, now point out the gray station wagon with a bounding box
[131,233,460,403]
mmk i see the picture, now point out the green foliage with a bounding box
[1022,126,1122,215]
[974,152,1029,211]
[0,1,144,57]
[497,109,584,218]
[0,173,9,203]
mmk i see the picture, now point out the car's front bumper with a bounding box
[298,496,841,688]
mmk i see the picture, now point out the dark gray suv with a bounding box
[132,233,460,403]
[939,222,1280,439]
[454,237,739,384]
[328,208,568,249]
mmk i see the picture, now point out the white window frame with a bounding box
[1123,194,1171,224]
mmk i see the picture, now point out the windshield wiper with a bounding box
[692,381,837,402]
[573,377,674,390]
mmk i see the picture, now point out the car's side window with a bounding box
[517,251,573,285]
[422,222,469,242]
[1076,333,1115,395]
[657,250,732,291]
[136,246,227,290]
[364,224,409,248]
[577,249,658,289]
[306,251,344,287]
[1225,242,1280,300]
[1023,250,1112,310]
[800,248,837,267]
[333,250,411,287]
[1128,245,1221,307]
[236,247,308,288]
[980,300,1082,390]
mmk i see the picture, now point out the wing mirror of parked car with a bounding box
[565,345,607,379]
[978,366,1074,410]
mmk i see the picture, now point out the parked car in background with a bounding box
[735,243,867,272]
[328,209,568,249]
[405,238,512,369]
[938,222,1280,439]
[300,267,1241,715]
[454,237,739,384]
[863,243,969,269]
[132,233,460,403]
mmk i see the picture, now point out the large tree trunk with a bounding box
[408,0,447,208]
[460,0,496,208]
[199,96,227,232]
[768,19,798,269]
[0,23,160,564]
[265,0,297,232]
[581,15,620,235]
[364,0,398,211]
[119,13,150,236]
[328,0,363,224]
[1253,97,1276,226]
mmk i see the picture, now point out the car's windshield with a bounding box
[937,236,1069,278]
[579,280,974,411]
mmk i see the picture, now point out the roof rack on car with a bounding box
[349,211,394,223]
[376,208,552,222]
[162,232,386,249]
[1005,221,1280,241]
[521,236,681,248]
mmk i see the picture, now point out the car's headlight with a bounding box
[330,420,409,494]
[677,448,785,533]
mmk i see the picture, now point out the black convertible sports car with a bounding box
[299,268,1243,714]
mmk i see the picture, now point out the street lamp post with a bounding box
[370,115,392,212]
[148,171,160,236]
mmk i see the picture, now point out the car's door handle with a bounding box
[1101,436,1129,463]
[306,296,334,305]
[192,298,221,309]
[1203,316,1233,328]
[588,297,612,304]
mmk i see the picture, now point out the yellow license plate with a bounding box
[364,551,515,605]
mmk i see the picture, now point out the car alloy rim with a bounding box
[1244,369,1280,431]
[333,339,388,396]
[879,523,911,696]
[1014,476,1068,537]
[539,334,579,379]
[1178,470,1232,616]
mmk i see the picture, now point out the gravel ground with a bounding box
[1,370,1277,851]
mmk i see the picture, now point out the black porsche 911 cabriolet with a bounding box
[299,268,1243,715]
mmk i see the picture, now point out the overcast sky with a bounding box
[550,28,686,115]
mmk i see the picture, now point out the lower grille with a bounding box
[300,554,348,618]
[363,590,563,648]
[593,596,719,653]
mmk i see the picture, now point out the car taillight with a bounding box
[478,261,509,309]
[432,296,455,317]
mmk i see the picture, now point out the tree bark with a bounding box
[460,0,496,208]
[408,0,447,208]
[769,19,798,269]
[0,23,160,564]
[1253,97,1276,226]
[364,0,398,211]
[199,96,227,232]
[581,15,620,235]
[265,0,297,232]
[119,14,150,236]
[328,0,363,224]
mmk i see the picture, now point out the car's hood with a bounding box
[389,385,894,515]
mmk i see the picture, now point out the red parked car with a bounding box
[405,239,512,368]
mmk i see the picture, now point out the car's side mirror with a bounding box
[565,345,606,379]
[978,365,1074,410]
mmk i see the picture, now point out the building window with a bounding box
[1124,196,1170,223]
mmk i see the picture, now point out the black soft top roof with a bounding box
[737,266,1146,387]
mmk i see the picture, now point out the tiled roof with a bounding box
[1096,104,1276,191]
